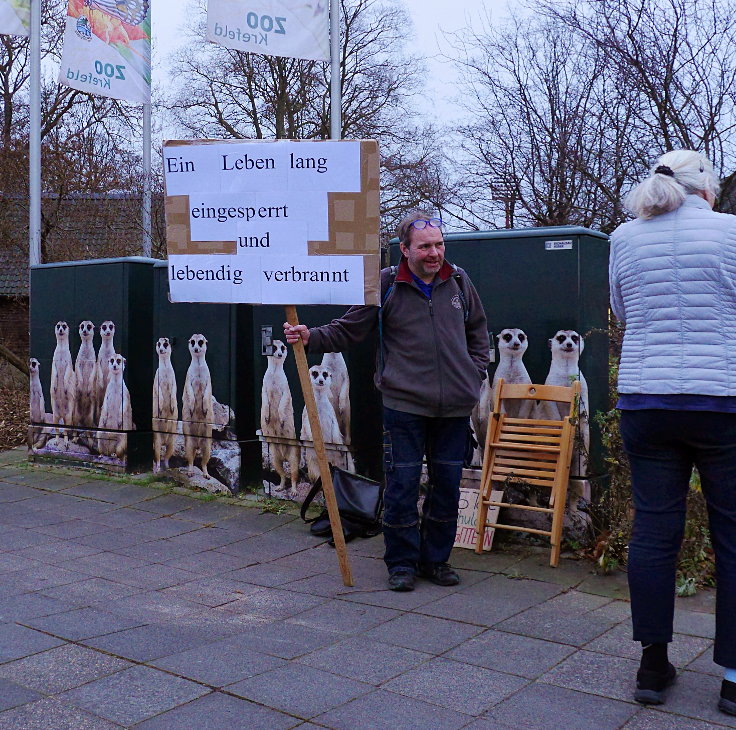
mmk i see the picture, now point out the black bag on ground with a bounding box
[300,464,383,543]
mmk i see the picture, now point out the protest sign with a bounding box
[163,138,380,306]
[0,0,29,36]
[454,488,503,551]
[59,0,151,104]
[207,0,329,61]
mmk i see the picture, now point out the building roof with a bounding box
[0,246,28,297]
[0,193,164,297]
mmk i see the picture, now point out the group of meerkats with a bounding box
[472,327,590,485]
[260,340,353,497]
[29,322,219,475]
[29,320,132,458]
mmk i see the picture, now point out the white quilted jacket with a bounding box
[610,195,736,395]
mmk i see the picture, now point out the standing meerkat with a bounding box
[153,337,178,473]
[50,321,76,436]
[260,339,299,496]
[300,365,354,483]
[471,344,495,458]
[74,320,97,433]
[28,357,49,450]
[542,329,590,481]
[182,333,213,478]
[97,354,132,458]
[94,320,116,422]
[493,328,533,420]
[320,352,351,445]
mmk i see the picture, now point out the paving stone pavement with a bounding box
[0,451,731,729]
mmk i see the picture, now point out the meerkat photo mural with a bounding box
[259,340,356,502]
[152,337,177,473]
[29,319,136,465]
[150,332,239,494]
[471,326,592,527]
[260,339,300,497]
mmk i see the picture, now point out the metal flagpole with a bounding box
[142,102,152,257]
[329,0,341,140]
[29,0,41,266]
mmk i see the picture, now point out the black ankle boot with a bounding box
[635,644,676,705]
[719,679,736,716]
[635,663,676,705]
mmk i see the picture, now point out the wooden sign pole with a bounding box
[285,305,354,587]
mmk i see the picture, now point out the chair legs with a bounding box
[475,484,491,554]
[549,482,566,567]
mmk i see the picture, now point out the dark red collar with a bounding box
[395,256,455,284]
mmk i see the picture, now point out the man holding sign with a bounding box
[285,210,489,591]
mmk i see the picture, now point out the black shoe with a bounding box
[418,562,460,587]
[719,679,736,716]
[388,570,415,592]
[634,663,676,705]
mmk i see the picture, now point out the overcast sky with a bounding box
[151,0,515,128]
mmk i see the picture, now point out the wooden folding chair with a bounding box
[475,378,580,567]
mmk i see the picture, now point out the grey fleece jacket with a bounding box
[307,258,490,417]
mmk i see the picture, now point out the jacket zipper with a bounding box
[428,291,445,415]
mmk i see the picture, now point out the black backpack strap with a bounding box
[300,477,323,523]
[451,268,469,322]
[382,265,398,304]
[378,266,398,375]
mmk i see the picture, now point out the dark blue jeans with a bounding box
[382,406,468,573]
[620,409,736,667]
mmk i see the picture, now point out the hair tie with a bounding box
[655,165,675,177]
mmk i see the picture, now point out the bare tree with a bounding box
[541,0,736,185]
[167,0,420,140]
[449,12,627,230]
[165,0,450,238]
[0,0,151,262]
[450,0,736,232]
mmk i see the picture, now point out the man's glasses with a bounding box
[410,218,444,232]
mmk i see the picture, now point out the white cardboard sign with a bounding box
[163,139,380,306]
[454,488,503,551]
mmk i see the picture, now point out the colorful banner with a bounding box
[0,0,30,37]
[207,0,329,61]
[58,0,151,104]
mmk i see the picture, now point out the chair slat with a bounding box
[492,465,559,481]
[484,500,554,514]
[495,449,560,463]
[489,441,560,453]
[497,382,578,403]
[496,433,563,445]
[503,425,563,435]
[485,522,553,537]
[491,474,556,488]
[504,417,564,426]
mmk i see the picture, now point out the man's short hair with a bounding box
[396,210,435,247]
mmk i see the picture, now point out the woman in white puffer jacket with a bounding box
[610,149,736,714]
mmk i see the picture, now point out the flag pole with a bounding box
[29,0,41,266]
[142,102,151,257]
[330,0,340,139]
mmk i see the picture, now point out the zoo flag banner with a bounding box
[162,138,380,306]
[0,0,29,36]
[59,0,151,104]
[207,0,330,61]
